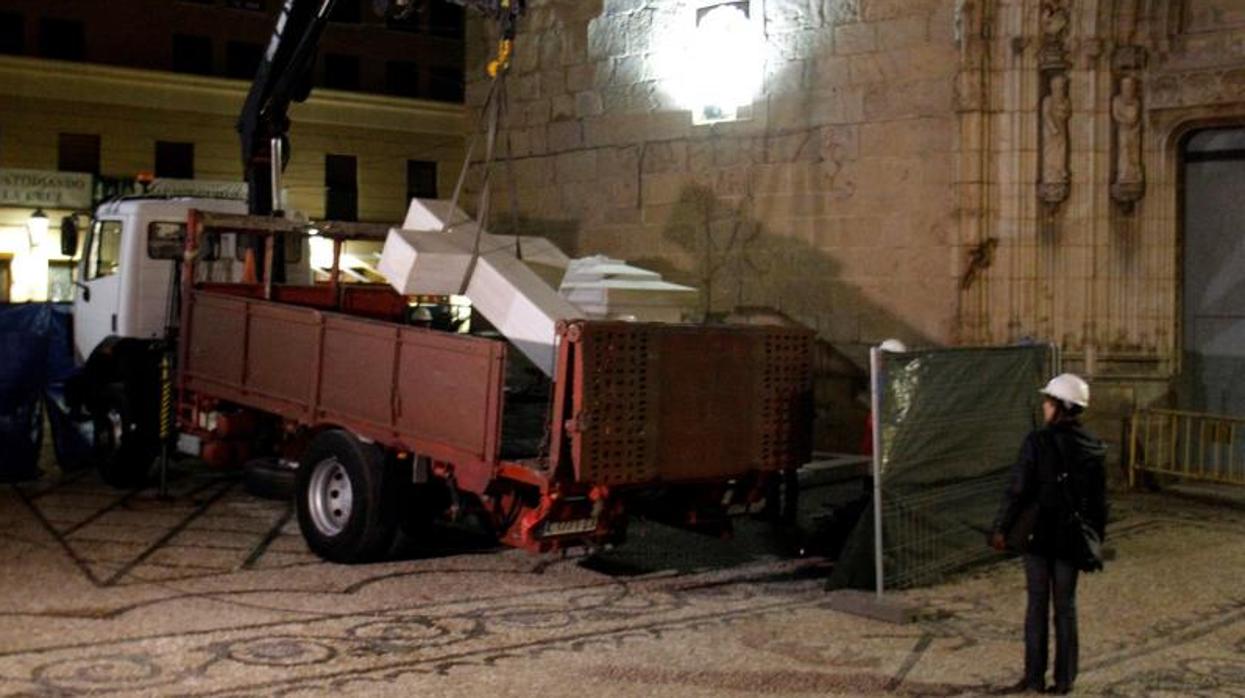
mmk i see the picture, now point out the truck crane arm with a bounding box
[237,0,525,217]
[237,0,339,217]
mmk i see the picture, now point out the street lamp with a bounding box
[27,208,49,249]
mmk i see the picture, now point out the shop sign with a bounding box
[146,178,249,201]
[0,168,94,209]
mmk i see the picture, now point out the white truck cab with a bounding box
[69,194,311,487]
[74,197,248,362]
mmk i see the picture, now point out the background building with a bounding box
[0,0,468,301]
[464,0,1245,456]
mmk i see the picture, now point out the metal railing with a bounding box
[1129,408,1245,487]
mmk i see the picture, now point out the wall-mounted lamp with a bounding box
[27,208,49,249]
[659,1,763,125]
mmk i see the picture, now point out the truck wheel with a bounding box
[93,389,155,489]
[296,429,399,563]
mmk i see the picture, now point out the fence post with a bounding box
[1128,411,1138,489]
[870,346,884,599]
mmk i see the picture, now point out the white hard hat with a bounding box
[879,338,907,353]
[1040,373,1090,408]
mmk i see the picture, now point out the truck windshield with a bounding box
[86,220,122,280]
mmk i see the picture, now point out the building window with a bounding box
[329,0,361,23]
[172,34,213,75]
[0,12,23,55]
[39,18,85,61]
[406,160,437,200]
[428,1,464,38]
[385,60,420,98]
[226,41,263,79]
[155,141,195,179]
[428,66,463,103]
[323,53,360,91]
[58,133,100,174]
[325,154,358,221]
[47,261,75,303]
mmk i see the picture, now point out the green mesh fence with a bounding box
[827,345,1056,591]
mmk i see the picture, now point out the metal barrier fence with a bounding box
[826,344,1058,595]
[1130,408,1245,487]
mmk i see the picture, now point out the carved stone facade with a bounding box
[955,0,1245,418]
[465,0,1245,448]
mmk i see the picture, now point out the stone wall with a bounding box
[466,0,1245,456]
[953,0,1245,463]
[467,0,963,351]
[955,0,1245,377]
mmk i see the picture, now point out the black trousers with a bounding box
[1022,554,1079,688]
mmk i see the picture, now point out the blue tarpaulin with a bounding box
[0,303,90,482]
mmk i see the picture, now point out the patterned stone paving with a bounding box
[1,470,1243,696]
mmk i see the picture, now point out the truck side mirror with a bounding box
[60,216,79,257]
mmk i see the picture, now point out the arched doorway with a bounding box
[1180,128,1245,413]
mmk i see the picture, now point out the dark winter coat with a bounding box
[993,421,1108,560]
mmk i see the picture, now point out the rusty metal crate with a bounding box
[561,321,813,488]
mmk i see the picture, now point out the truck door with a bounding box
[73,219,124,361]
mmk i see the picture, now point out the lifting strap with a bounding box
[439,22,522,295]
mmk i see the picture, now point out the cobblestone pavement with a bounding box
[1,468,1243,697]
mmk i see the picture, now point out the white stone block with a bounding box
[379,199,585,376]
[559,255,698,322]
[378,228,474,295]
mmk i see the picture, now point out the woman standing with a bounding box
[991,373,1108,694]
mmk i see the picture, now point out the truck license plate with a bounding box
[540,518,597,537]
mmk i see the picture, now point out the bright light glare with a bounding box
[309,236,334,269]
[665,3,762,123]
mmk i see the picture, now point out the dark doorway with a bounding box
[1180,128,1245,414]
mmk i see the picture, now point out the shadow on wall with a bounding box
[640,183,937,452]
[651,183,932,343]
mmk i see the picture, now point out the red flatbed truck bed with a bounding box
[177,211,814,562]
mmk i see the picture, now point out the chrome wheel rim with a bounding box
[307,457,352,537]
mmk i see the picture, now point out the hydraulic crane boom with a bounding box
[238,0,336,217]
[237,0,525,217]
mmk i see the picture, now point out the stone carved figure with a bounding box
[1040,0,1071,68]
[1040,73,1072,204]
[955,0,970,46]
[1111,75,1145,204]
[1041,0,1069,44]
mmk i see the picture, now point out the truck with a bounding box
[64,0,813,563]
[68,203,813,562]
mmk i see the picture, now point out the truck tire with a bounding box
[93,387,156,489]
[296,429,399,563]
